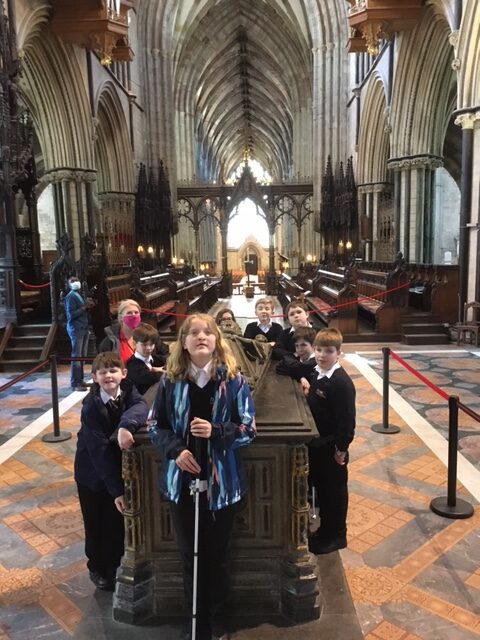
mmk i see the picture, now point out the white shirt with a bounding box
[257,321,272,333]
[188,359,213,389]
[134,351,153,370]
[100,387,122,404]
[315,362,341,380]
[289,323,312,333]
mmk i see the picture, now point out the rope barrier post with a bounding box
[372,347,400,434]
[430,395,473,519]
[42,354,72,443]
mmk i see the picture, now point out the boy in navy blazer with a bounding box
[74,351,148,590]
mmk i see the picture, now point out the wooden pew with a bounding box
[355,264,409,333]
[106,273,132,315]
[307,268,358,334]
[278,274,305,308]
[407,264,458,323]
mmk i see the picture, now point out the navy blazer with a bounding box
[126,353,166,395]
[243,321,283,342]
[74,379,148,498]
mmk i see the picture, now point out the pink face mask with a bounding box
[122,314,141,330]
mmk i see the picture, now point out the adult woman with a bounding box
[214,307,242,336]
[98,299,142,363]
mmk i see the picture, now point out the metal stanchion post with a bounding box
[430,395,473,519]
[42,354,72,443]
[372,347,400,434]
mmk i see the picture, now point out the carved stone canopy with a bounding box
[346,1,425,55]
[50,0,134,64]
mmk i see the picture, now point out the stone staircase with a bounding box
[0,323,51,372]
[401,313,450,345]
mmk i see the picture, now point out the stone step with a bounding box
[401,323,447,335]
[401,313,442,324]
[3,347,43,361]
[13,324,50,337]
[0,359,47,373]
[403,333,450,345]
[9,336,48,348]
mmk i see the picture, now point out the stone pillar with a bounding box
[455,111,480,311]
[387,155,443,263]
[40,168,97,262]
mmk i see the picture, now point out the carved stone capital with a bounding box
[454,112,480,130]
[98,191,136,206]
[40,168,97,184]
[449,30,459,48]
[387,155,443,170]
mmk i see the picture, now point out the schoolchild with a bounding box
[126,322,169,395]
[243,297,283,345]
[304,328,356,555]
[149,313,256,640]
[272,300,311,360]
[74,352,148,590]
[283,326,317,381]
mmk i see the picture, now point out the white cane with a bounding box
[191,437,202,640]
[311,486,317,519]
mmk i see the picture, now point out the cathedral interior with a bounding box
[0,1,479,639]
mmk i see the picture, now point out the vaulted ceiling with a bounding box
[140,0,348,181]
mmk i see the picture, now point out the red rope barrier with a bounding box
[390,350,449,401]
[457,400,480,424]
[19,279,50,289]
[140,280,411,320]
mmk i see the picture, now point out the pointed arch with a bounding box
[358,74,390,184]
[19,32,93,171]
[95,82,135,193]
[390,7,455,157]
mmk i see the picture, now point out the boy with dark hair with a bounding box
[304,328,356,555]
[243,297,283,345]
[273,301,313,377]
[284,326,317,381]
[126,323,169,395]
[75,352,148,590]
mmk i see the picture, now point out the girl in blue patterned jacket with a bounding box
[149,313,256,640]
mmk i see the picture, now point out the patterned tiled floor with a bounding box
[0,302,479,639]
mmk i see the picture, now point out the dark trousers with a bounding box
[77,483,124,580]
[169,487,238,636]
[67,326,89,387]
[308,442,348,540]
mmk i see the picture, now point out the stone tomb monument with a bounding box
[113,335,320,626]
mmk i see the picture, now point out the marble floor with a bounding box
[0,295,479,639]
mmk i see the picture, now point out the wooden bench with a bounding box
[278,274,305,308]
[132,271,177,328]
[307,268,358,334]
[356,265,409,333]
[106,273,132,315]
[20,289,41,312]
[407,264,458,323]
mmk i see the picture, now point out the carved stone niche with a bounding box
[113,363,320,627]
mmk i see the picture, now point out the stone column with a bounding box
[455,111,480,310]
[40,168,97,262]
[387,155,443,263]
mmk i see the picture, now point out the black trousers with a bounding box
[169,486,239,636]
[308,442,348,540]
[77,483,125,580]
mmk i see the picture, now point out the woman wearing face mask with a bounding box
[98,299,143,363]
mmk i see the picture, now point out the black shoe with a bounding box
[72,383,88,392]
[89,571,114,590]
[309,536,347,555]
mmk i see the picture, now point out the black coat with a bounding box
[126,354,166,395]
[271,327,296,360]
[74,379,148,498]
[306,367,356,452]
[243,321,283,342]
